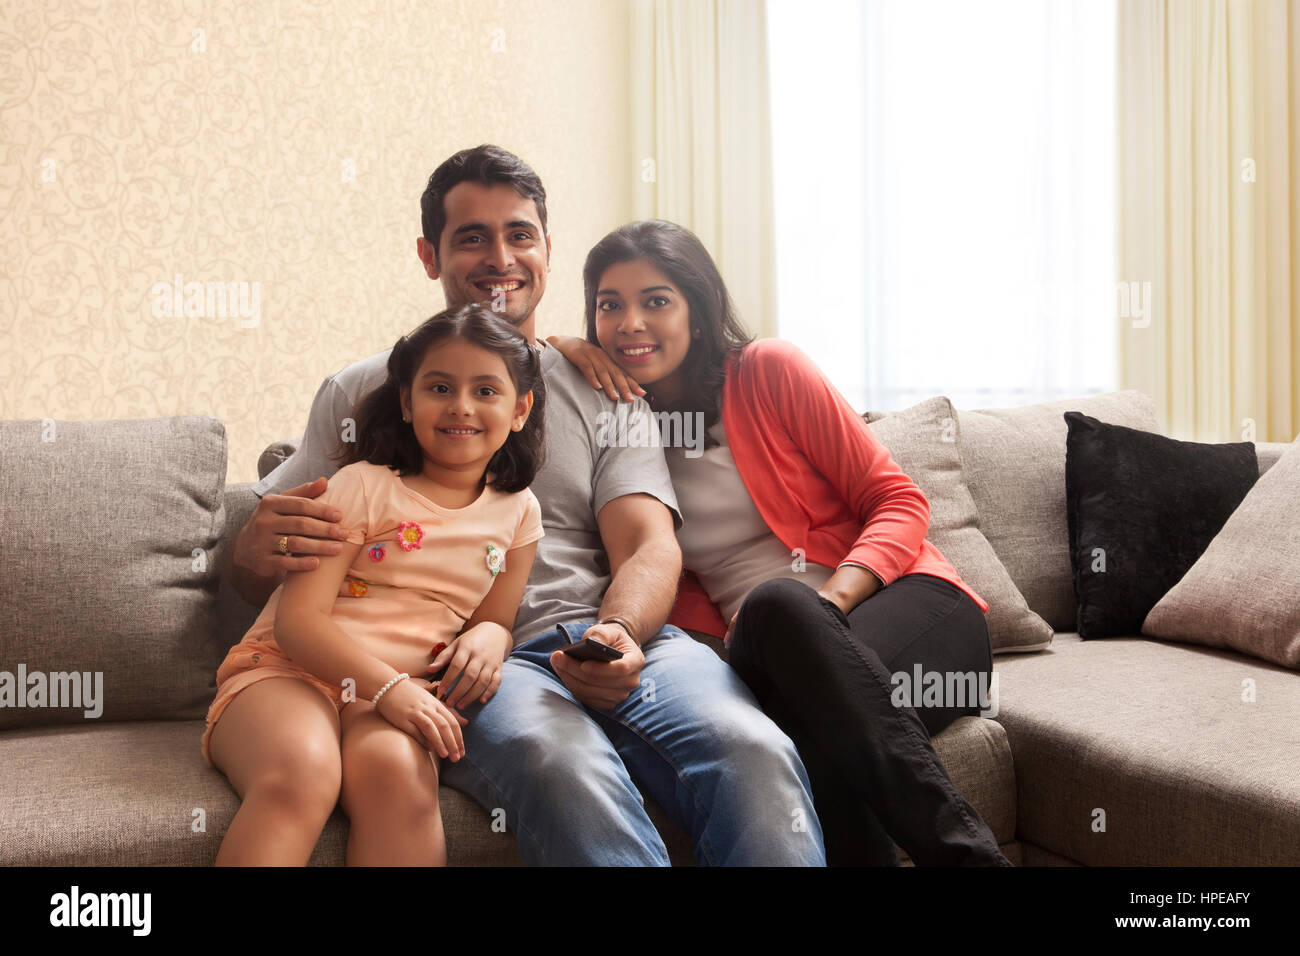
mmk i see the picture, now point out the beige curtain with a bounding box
[1119,0,1299,443]
[629,0,777,337]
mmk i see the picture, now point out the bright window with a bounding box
[768,0,1118,412]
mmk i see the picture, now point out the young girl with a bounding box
[203,303,545,866]
[548,220,1009,866]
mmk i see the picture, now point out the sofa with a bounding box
[1,389,1296,866]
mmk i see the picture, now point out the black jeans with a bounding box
[728,574,1011,866]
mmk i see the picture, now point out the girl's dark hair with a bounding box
[582,220,753,438]
[333,303,545,493]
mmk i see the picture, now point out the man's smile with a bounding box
[473,278,525,295]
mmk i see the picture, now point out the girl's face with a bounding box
[592,260,694,386]
[400,338,532,475]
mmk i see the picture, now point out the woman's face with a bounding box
[592,260,693,386]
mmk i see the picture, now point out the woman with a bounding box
[549,220,1010,866]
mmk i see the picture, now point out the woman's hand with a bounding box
[817,566,884,617]
[375,676,467,761]
[546,335,647,402]
[428,622,512,710]
[815,590,851,616]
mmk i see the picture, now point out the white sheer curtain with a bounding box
[767,0,1118,413]
[630,0,778,337]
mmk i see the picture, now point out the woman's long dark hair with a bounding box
[583,220,753,438]
[332,303,545,493]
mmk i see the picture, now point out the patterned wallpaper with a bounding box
[0,0,635,484]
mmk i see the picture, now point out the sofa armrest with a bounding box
[257,438,301,481]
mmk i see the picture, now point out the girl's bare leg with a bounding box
[339,700,446,866]
[208,677,342,865]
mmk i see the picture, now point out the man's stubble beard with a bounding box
[443,290,534,327]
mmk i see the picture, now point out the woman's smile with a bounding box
[616,342,661,364]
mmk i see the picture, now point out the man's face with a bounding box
[417,181,550,336]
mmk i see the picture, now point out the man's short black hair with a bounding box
[420,145,548,261]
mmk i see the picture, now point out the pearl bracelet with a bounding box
[372,673,409,706]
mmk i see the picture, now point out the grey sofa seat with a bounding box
[994,633,1300,865]
[0,719,693,865]
[0,710,1016,866]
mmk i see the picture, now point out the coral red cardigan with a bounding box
[668,338,989,639]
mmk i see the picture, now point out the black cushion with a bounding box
[1063,411,1258,638]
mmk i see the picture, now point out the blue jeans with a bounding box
[438,619,826,865]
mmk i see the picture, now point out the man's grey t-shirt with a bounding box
[255,343,682,645]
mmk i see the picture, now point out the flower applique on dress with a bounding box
[485,544,505,578]
[397,521,424,552]
[347,578,369,598]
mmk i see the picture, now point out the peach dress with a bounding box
[202,460,542,765]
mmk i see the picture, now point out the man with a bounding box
[228,144,825,865]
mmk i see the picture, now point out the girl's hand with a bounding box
[429,622,512,710]
[375,676,467,761]
[546,335,646,402]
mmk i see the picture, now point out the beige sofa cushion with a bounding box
[1144,439,1300,668]
[1256,441,1293,476]
[0,416,227,728]
[956,391,1163,632]
[994,633,1300,864]
[865,398,1053,652]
